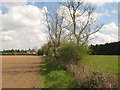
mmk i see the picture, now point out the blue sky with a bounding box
[96,2,118,25]
[0,0,118,50]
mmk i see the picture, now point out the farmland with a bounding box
[2,56,44,88]
[81,55,119,75]
[1,55,119,88]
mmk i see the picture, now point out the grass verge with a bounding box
[37,74,45,88]
[40,56,75,88]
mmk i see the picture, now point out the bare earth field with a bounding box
[2,56,42,88]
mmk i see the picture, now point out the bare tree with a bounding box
[44,8,65,60]
[43,0,103,60]
[61,0,104,45]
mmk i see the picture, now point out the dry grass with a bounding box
[66,63,118,88]
[2,56,43,88]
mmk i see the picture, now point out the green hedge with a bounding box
[57,41,90,64]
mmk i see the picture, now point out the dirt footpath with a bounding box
[2,56,42,88]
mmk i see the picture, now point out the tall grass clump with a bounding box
[45,70,74,88]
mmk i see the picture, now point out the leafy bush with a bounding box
[45,70,74,88]
[58,41,90,64]
[40,57,62,75]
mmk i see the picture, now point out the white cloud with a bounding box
[0,10,1,14]
[1,5,48,50]
[101,22,118,32]
[89,22,118,45]
[2,5,47,31]
[89,32,118,45]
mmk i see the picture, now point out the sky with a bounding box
[0,0,119,50]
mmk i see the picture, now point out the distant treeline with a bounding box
[1,49,27,53]
[1,53,36,55]
[90,41,120,55]
[0,49,36,55]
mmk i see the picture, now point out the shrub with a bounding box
[58,41,89,64]
[40,57,62,75]
[45,70,74,88]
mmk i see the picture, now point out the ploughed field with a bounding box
[2,56,42,88]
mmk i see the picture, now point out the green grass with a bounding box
[81,55,119,75]
[37,75,45,88]
[45,70,74,88]
[40,56,76,88]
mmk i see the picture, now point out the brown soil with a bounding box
[2,56,43,88]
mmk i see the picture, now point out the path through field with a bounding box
[2,56,43,88]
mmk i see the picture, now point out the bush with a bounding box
[58,41,89,64]
[40,57,62,75]
[45,70,74,88]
